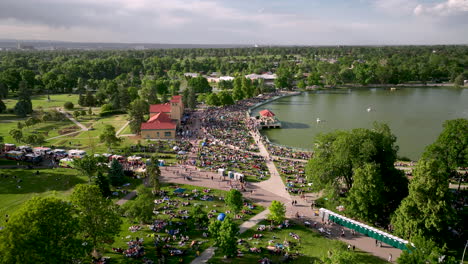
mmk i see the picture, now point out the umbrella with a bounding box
[217,213,226,221]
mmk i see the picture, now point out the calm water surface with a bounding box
[253,88,468,160]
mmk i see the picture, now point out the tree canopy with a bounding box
[99,124,121,150]
[0,197,85,264]
[225,189,243,213]
[267,200,286,224]
[71,184,122,253]
[306,123,408,224]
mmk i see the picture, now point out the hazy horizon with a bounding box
[1,0,467,45]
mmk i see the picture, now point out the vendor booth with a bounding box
[33,147,51,155]
[59,158,74,168]
[6,150,24,160]
[68,150,86,159]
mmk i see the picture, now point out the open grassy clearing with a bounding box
[3,94,81,110]
[0,168,88,223]
[0,167,143,224]
[0,118,76,143]
[209,220,387,264]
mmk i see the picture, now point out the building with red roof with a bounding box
[259,109,275,117]
[141,95,184,139]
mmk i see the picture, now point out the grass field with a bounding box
[209,220,387,264]
[0,167,144,224]
[0,168,88,223]
[46,114,132,153]
[0,118,76,143]
[3,94,81,110]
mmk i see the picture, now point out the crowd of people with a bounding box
[266,143,312,160]
[197,143,269,181]
[275,158,312,194]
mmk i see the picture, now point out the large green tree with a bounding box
[146,155,161,193]
[14,81,33,117]
[99,124,121,150]
[108,159,126,186]
[391,159,454,242]
[72,155,100,182]
[346,163,384,223]
[422,119,468,180]
[306,123,408,223]
[397,235,457,264]
[225,189,243,213]
[121,186,155,224]
[95,171,111,197]
[267,200,286,224]
[0,197,85,264]
[71,184,122,254]
[188,76,212,93]
[209,217,239,257]
[128,99,149,134]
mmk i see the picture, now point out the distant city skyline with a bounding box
[0,0,467,45]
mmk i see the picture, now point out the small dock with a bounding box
[260,120,282,129]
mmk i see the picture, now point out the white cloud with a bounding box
[413,0,468,16]
[373,0,419,15]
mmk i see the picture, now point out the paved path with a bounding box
[116,121,130,136]
[250,131,292,202]
[44,108,89,141]
[191,209,270,264]
[46,130,82,141]
[56,108,88,131]
[115,190,137,205]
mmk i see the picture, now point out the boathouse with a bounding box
[258,109,281,129]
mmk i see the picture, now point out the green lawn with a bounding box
[103,183,264,264]
[209,220,387,264]
[3,94,80,110]
[46,114,132,153]
[120,124,133,135]
[0,118,76,143]
[0,167,144,224]
[0,168,88,223]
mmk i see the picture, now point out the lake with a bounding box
[253,88,468,160]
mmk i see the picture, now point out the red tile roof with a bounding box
[141,112,177,130]
[149,103,171,113]
[259,109,275,117]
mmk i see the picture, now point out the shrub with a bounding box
[100,104,113,113]
[63,102,74,110]
[99,110,127,117]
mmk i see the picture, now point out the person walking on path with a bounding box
[388,253,392,262]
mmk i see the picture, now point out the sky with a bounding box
[0,0,467,45]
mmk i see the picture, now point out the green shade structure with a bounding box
[319,208,408,251]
